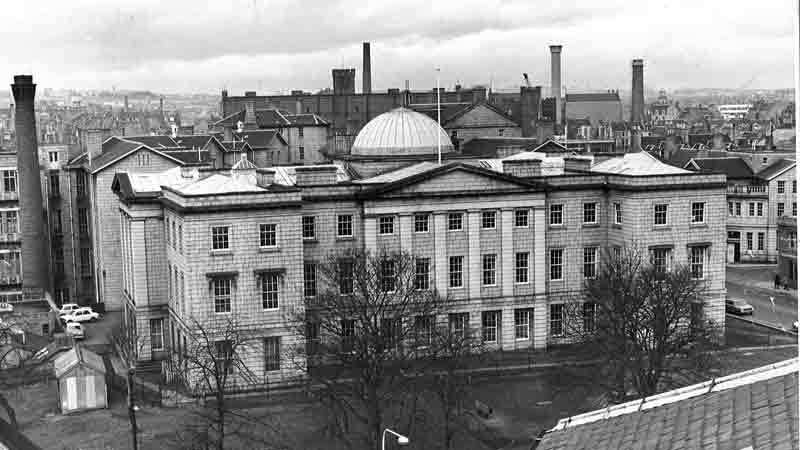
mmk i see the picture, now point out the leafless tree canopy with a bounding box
[562,246,720,402]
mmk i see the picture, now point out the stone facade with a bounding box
[113,160,727,390]
[776,216,797,288]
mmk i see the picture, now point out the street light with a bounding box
[382,428,410,450]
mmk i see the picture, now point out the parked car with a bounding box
[65,322,85,340]
[62,307,100,323]
[58,303,80,318]
[725,298,754,315]
[0,302,13,313]
[793,321,798,331]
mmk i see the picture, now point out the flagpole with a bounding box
[437,68,442,165]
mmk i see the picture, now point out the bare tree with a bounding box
[562,246,721,402]
[0,316,50,429]
[291,249,447,450]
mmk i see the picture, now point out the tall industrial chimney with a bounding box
[631,59,644,124]
[362,42,372,94]
[549,45,562,125]
[11,75,50,292]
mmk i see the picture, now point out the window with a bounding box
[303,263,316,298]
[75,172,86,197]
[306,322,320,355]
[515,209,530,227]
[178,225,182,253]
[298,127,304,138]
[138,152,151,167]
[794,180,797,193]
[49,171,59,196]
[49,151,59,162]
[583,203,597,224]
[749,202,755,216]
[378,216,394,235]
[447,213,463,231]
[414,315,434,347]
[259,224,277,248]
[651,247,671,273]
[5,211,18,234]
[340,319,355,352]
[549,205,562,226]
[53,246,64,276]
[582,302,596,333]
[414,258,430,290]
[794,202,797,217]
[654,204,668,225]
[211,226,229,250]
[50,209,61,236]
[212,278,232,313]
[777,181,785,193]
[550,304,564,337]
[691,202,704,223]
[550,249,563,280]
[380,259,395,293]
[728,202,733,216]
[80,248,92,275]
[482,311,499,343]
[735,202,741,216]
[778,203,785,217]
[690,303,703,331]
[614,202,622,224]
[449,256,464,288]
[514,309,530,340]
[261,273,279,309]
[482,254,497,286]
[689,246,705,279]
[583,247,597,279]
[746,232,753,250]
[215,340,234,374]
[449,313,469,338]
[482,211,496,229]
[338,260,354,295]
[3,170,16,193]
[298,146,304,161]
[515,252,529,283]
[150,319,164,351]
[78,208,89,236]
[171,222,176,249]
[337,215,353,237]
[165,218,170,246]
[264,337,281,372]
[757,202,763,217]
[414,214,429,233]
[757,232,765,251]
[302,216,316,239]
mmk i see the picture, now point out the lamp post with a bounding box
[382,428,410,450]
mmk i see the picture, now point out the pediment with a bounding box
[447,103,519,128]
[382,167,532,196]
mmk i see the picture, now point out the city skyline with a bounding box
[1,0,796,94]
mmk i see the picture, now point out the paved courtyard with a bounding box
[726,264,798,330]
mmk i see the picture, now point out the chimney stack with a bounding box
[631,59,644,124]
[362,42,372,94]
[11,75,50,292]
[549,45,563,126]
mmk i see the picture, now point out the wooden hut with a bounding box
[54,346,108,414]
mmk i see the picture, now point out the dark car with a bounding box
[725,298,754,315]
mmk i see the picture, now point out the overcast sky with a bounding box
[1,0,796,94]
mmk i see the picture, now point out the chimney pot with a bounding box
[362,42,372,94]
[256,168,275,187]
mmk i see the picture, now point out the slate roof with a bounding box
[685,157,754,178]
[591,151,690,175]
[271,164,351,186]
[566,93,621,103]
[536,358,799,450]
[173,135,215,149]
[232,130,285,149]
[214,110,245,127]
[284,113,329,126]
[124,135,177,148]
[757,159,796,180]
[161,149,210,164]
[411,103,473,124]
[459,137,539,157]
[255,109,291,127]
[167,174,266,196]
[355,162,441,184]
[68,137,185,173]
[441,101,519,126]
[531,139,569,153]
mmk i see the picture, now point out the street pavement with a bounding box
[726,264,798,330]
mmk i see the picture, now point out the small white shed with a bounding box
[54,346,108,414]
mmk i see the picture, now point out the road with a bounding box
[726,264,798,330]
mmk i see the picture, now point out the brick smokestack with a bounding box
[11,75,50,292]
[362,42,372,94]
[549,45,562,125]
[631,59,644,124]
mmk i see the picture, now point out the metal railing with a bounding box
[727,185,767,194]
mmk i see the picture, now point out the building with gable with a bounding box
[108,110,727,388]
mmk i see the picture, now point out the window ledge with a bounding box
[548,224,564,229]
[612,223,623,229]
[210,250,233,256]
[690,223,708,229]
[262,307,279,312]
[652,226,671,231]
[582,223,599,228]
[259,246,281,253]
[302,238,318,244]
[335,236,354,242]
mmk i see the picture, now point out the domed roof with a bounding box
[351,107,454,157]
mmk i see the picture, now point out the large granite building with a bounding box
[108,108,727,389]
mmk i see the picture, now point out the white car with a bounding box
[0,302,13,313]
[58,303,80,318]
[62,307,100,323]
[65,322,85,340]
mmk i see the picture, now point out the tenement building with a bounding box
[110,108,727,389]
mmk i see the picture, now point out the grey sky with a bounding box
[1,0,796,94]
